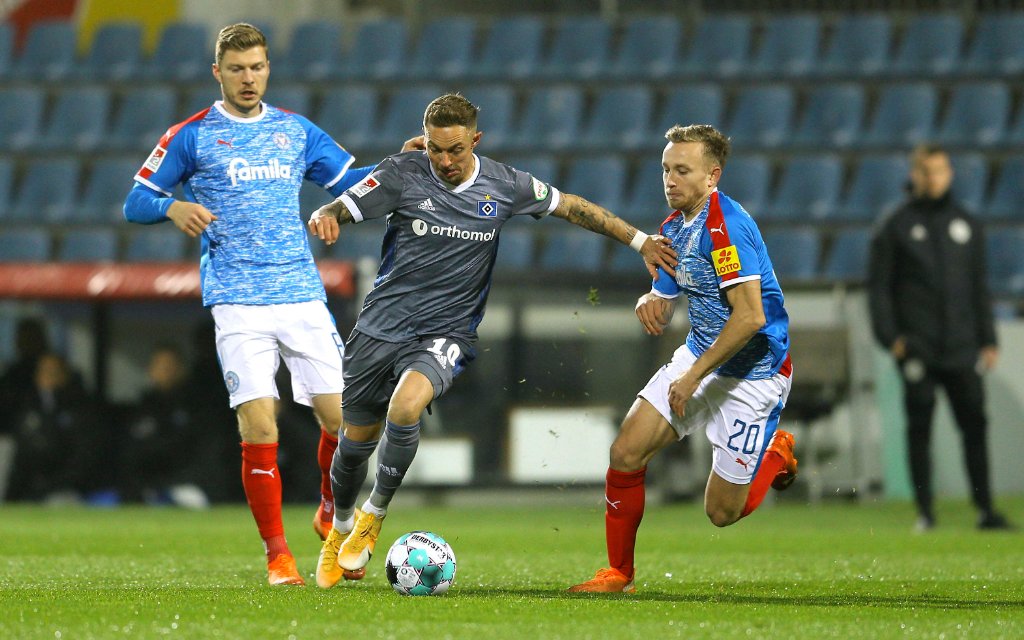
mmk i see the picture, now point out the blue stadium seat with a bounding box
[58,228,119,262]
[80,158,140,224]
[146,22,209,82]
[561,157,628,214]
[579,85,654,152]
[762,229,821,283]
[749,14,822,78]
[339,18,407,80]
[987,228,1024,296]
[538,228,605,272]
[180,85,220,120]
[607,16,681,80]
[10,159,81,223]
[538,16,611,80]
[681,15,753,78]
[1009,101,1024,147]
[890,13,963,76]
[653,85,725,140]
[717,156,771,218]
[961,13,1024,76]
[985,157,1024,220]
[105,87,178,152]
[727,85,795,149]
[0,159,13,214]
[268,83,311,116]
[495,228,535,273]
[124,228,187,262]
[330,227,385,263]
[405,17,476,80]
[624,158,672,230]
[278,21,343,81]
[15,20,76,80]
[0,86,45,152]
[464,85,515,151]
[836,155,909,221]
[80,22,143,81]
[822,228,871,282]
[860,84,937,149]
[936,82,1010,149]
[608,242,655,277]
[816,14,891,77]
[506,86,584,152]
[949,153,988,214]
[37,86,112,152]
[299,182,334,218]
[466,16,543,80]
[314,87,381,153]
[0,22,15,80]
[765,155,844,220]
[500,155,559,186]
[792,83,865,149]
[378,86,443,150]
[0,228,50,262]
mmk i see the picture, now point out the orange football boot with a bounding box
[767,429,798,491]
[567,567,636,593]
[267,553,305,586]
[313,500,333,541]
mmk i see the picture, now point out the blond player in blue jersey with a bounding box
[123,23,416,586]
[570,124,798,593]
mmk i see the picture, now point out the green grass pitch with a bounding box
[1,497,1021,639]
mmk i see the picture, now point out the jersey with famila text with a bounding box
[652,190,790,379]
[339,152,560,343]
[134,101,355,306]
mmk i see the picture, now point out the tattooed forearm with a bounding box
[554,193,635,243]
[324,198,355,224]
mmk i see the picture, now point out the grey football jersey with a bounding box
[339,152,560,343]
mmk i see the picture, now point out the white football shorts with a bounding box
[211,301,345,408]
[639,344,791,484]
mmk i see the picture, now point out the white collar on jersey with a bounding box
[214,100,269,123]
[429,153,481,193]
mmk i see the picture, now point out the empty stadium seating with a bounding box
[79,22,143,81]
[750,14,822,78]
[0,228,50,262]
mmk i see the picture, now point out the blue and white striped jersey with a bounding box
[652,190,791,380]
[133,101,356,306]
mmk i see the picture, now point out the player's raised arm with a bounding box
[551,192,677,277]
[307,197,356,245]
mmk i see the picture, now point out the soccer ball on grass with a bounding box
[384,531,456,596]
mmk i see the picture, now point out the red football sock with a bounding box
[317,429,339,522]
[741,450,786,518]
[605,467,646,578]
[241,442,288,559]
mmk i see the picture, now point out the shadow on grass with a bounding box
[452,586,1023,610]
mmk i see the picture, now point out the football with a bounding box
[384,530,457,596]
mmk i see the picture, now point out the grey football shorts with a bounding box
[341,330,475,426]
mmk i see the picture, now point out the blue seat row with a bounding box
[4,223,1023,295]
[3,81,1024,155]
[2,13,1021,83]
[1,152,1022,228]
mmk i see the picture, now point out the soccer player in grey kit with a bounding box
[307,93,677,588]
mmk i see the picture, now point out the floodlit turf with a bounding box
[1,497,1021,639]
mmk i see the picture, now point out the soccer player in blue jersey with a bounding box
[123,23,416,586]
[305,93,678,588]
[569,124,798,593]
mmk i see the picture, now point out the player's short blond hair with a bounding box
[423,93,479,130]
[665,124,730,170]
[215,23,268,64]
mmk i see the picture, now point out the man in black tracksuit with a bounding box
[868,144,1010,531]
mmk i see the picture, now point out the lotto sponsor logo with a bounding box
[226,157,291,186]
[411,218,496,242]
[713,245,742,276]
